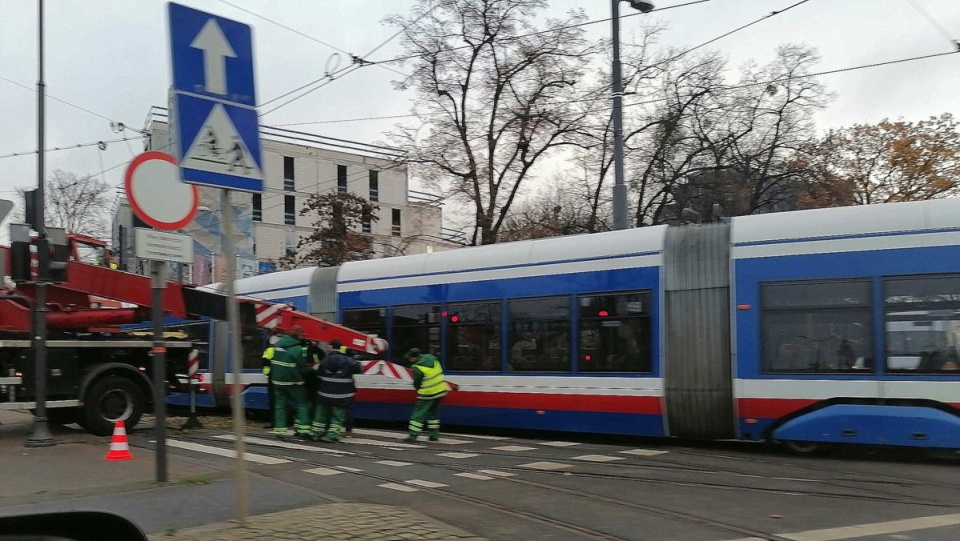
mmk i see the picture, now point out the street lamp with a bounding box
[611,0,654,230]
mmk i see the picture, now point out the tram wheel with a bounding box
[784,440,830,455]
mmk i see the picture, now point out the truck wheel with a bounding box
[82,376,145,436]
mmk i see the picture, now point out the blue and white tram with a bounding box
[206,198,960,450]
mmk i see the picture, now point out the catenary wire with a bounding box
[372,0,714,66]
[0,75,144,135]
[903,0,957,48]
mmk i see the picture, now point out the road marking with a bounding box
[376,460,413,467]
[380,483,418,492]
[518,461,573,471]
[166,439,289,465]
[215,434,350,455]
[726,512,960,541]
[455,472,494,480]
[445,432,510,440]
[540,441,581,447]
[573,454,625,463]
[406,479,449,488]
[337,466,363,473]
[438,452,479,459]
[491,445,536,452]
[351,428,406,438]
[478,469,516,477]
[619,448,669,457]
[350,428,469,445]
[341,437,423,449]
[305,467,342,476]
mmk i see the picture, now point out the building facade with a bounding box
[113,108,463,283]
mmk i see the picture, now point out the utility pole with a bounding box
[26,0,54,449]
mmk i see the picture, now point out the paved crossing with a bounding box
[164,427,672,494]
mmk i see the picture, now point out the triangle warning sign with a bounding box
[182,103,262,178]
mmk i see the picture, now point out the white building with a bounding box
[113,107,464,283]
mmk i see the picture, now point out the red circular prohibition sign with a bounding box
[124,151,199,230]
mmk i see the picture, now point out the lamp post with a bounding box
[612,0,654,230]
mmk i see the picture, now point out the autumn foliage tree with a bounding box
[282,193,379,268]
[798,113,960,207]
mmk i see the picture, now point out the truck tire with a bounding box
[82,376,145,436]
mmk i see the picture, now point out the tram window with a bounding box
[578,291,652,373]
[342,308,388,349]
[392,304,441,364]
[884,274,960,373]
[446,301,501,372]
[240,324,266,370]
[508,296,570,372]
[761,279,873,373]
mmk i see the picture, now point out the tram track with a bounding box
[172,432,797,541]
[165,430,960,541]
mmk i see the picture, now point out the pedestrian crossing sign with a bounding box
[173,92,263,192]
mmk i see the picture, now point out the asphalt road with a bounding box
[3,411,960,541]
[142,423,960,540]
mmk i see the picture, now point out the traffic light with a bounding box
[37,228,69,283]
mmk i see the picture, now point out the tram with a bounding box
[187,198,960,451]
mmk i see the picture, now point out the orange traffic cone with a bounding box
[105,420,134,461]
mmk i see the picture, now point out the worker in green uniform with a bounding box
[266,326,311,439]
[404,348,447,443]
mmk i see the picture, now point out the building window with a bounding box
[252,194,262,222]
[283,156,294,191]
[391,208,401,237]
[391,304,441,363]
[337,165,347,193]
[361,209,372,233]
[885,274,960,373]
[446,301,501,372]
[369,170,379,201]
[284,195,296,225]
[761,279,873,373]
[578,291,652,373]
[508,296,571,372]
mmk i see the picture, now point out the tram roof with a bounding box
[340,225,667,284]
[731,198,960,245]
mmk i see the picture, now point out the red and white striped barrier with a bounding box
[254,303,287,329]
[187,349,200,382]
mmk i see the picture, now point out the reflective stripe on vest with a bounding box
[416,363,447,399]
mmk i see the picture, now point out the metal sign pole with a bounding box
[150,261,168,482]
[221,189,248,525]
[26,0,53,449]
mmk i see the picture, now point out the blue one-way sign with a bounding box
[168,2,263,193]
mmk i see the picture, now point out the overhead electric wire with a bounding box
[372,0,714,67]
[903,0,957,49]
[0,136,142,161]
[214,0,406,77]
[0,75,143,134]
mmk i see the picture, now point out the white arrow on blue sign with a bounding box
[168,2,263,193]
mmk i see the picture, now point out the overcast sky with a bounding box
[1,0,958,230]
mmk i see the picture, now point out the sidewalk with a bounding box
[1,410,485,540]
[152,503,484,540]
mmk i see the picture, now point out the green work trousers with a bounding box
[408,397,442,438]
[273,384,310,437]
[311,403,348,441]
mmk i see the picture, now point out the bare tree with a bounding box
[18,170,112,238]
[387,0,601,245]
